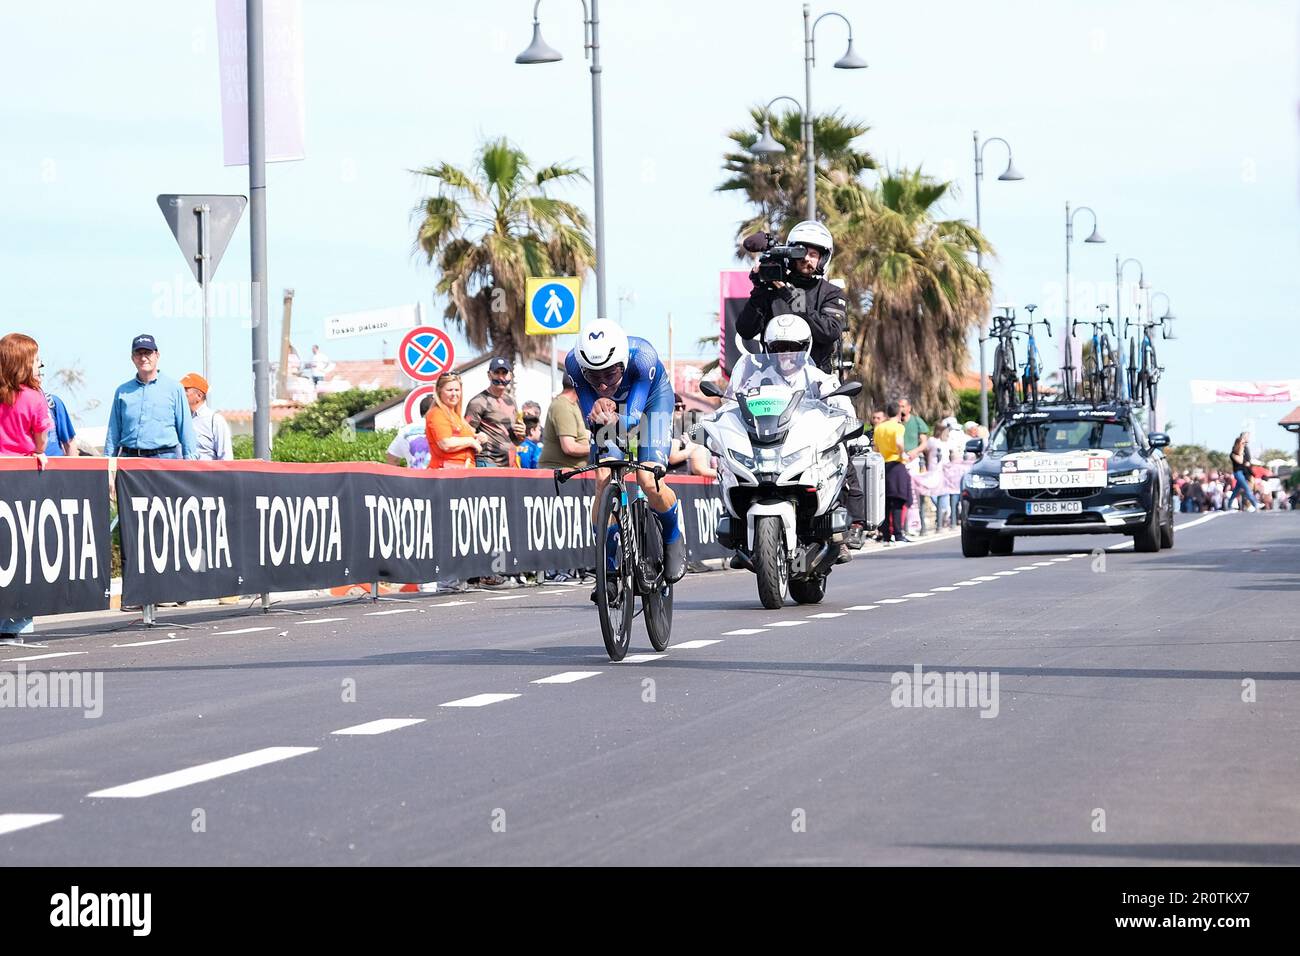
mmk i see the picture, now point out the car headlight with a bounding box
[727,448,755,470]
[966,473,999,489]
[1110,468,1148,485]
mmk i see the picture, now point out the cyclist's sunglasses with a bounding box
[768,341,806,354]
[583,363,625,389]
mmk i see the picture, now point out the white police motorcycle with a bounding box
[698,337,864,609]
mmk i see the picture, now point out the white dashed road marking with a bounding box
[994,571,1020,576]
[763,621,807,627]
[618,654,666,664]
[931,586,959,592]
[365,608,420,616]
[332,718,426,735]
[723,628,768,635]
[531,672,602,684]
[429,600,475,607]
[88,747,318,799]
[440,693,521,708]
[878,599,908,604]
[300,617,346,625]
[216,627,275,635]
[112,638,189,648]
[1014,566,1038,571]
[2,651,87,662]
[902,592,933,598]
[845,605,879,611]
[674,640,722,649]
[807,612,845,619]
[0,814,62,836]
[973,575,1000,581]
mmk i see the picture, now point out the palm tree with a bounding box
[411,137,594,360]
[831,169,992,413]
[718,108,874,249]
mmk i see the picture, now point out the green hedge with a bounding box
[233,430,397,463]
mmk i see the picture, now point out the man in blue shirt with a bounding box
[105,334,197,459]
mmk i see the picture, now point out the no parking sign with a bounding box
[399,326,455,382]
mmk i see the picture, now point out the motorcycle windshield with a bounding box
[725,352,815,400]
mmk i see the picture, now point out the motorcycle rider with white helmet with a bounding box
[736,221,866,554]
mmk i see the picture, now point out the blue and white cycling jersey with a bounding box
[565,336,675,465]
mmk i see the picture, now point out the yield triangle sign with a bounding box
[156,194,248,283]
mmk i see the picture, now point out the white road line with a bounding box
[763,620,808,627]
[723,628,768,635]
[440,693,521,707]
[845,605,879,611]
[807,612,845,619]
[332,718,426,735]
[617,654,666,663]
[1176,512,1225,531]
[1049,558,1072,563]
[931,586,959,592]
[87,747,318,799]
[2,651,87,663]
[952,581,980,586]
[365,608,420,616]
[994,570,1020,576]
[531,671,601,684]
[0,814,62,836]
[539,590,570,595]
[674,640,722,649]
[300,617,346,625]
[902,592,933,598]
[1013,566,1038,571]
[973,575,1000,581]
[429,600,475,607]
[486,595,529,601]
[112,637,190,648]
[877,598,908,604]
[1031,562,1056,567]
[216,626,275,635]
[1109,540,1135,551]
[1069,552,1088,557]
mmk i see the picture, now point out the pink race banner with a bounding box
[1190,380,1300,404]
[719,270,752,377]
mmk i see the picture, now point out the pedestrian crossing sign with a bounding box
[525,276,581,335]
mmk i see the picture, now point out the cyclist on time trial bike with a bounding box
[566,319,688,594]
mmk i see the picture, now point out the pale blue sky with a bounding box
[2,0,1297,454]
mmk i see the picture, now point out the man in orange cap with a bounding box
[181,372,233,460]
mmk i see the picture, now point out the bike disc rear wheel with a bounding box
[638,501,673,652]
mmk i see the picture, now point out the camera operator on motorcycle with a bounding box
[736,221,867,557]
[565,319,688,600]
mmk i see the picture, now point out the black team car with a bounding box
[959,403,1174,556]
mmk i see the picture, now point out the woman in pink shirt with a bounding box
[0,333,50,643]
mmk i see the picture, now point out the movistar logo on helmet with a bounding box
[589,331,605,340]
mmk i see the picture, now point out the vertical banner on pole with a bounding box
[719,271,751,378]
[217,0,306,166]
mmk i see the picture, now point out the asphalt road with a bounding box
[2,510,1296,866]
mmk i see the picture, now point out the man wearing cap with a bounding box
[539,373,590,470]
[105,335,197,459]
[182,372,233,461]
[465,356,524,468]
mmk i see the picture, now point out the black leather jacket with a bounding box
[736,272,848,374]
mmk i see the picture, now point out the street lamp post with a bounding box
[801,4,866,220]
[972,132,1024,428]
[752,95,810,232]
[1064,202,1105,382]
[516,0,607,320]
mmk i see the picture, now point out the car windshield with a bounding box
[990,418,1136,453]
[724,352,813,400]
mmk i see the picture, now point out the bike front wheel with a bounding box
[595,481,634,661]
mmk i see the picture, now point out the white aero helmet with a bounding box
[786,220,834,274]
[763,314,813,355]
[575,319,629,375]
